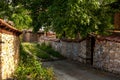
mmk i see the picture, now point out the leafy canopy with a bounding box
[35,0,117,38]
[0,0,32,30]
[0,0,118,38]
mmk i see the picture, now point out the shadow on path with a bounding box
[42,60,120,80]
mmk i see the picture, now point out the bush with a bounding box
[13,44,56,80]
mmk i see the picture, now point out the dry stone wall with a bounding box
[93,39,120,74]
[47,36,120,74]
[0,33,20,79]
[50,40,91,64]
[0,19,21,79]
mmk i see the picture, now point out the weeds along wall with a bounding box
[44,38,92,64]
[0,19,21,79]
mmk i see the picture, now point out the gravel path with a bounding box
[42,60,120,80]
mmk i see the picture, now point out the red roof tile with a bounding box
[0,19,22,35]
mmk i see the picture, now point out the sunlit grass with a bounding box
[13,43,56,80]
[38,42,64,58]
[22,42,64,60]
[22,43,51,59]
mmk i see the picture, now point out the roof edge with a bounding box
[0,19,22,35]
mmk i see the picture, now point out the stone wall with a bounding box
[93,39,120,74]
[50,39,91,64]
[45,35,120,74]
[0,19,21,79]
[22,30,45,42]
[0,33,20,79]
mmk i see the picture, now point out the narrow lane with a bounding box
[42,60,120,80]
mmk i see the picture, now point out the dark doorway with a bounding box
[91,36,95,65]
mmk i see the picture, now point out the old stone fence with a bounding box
[94,35,120,74]
[43,35,120,74]
[50,38,92,64]
[0,19,21,79]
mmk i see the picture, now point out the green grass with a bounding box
[13,42,64,80]
[13,43,56,80]
[22,42,64,60]
[22,43,51,59]
[38,43,64,58]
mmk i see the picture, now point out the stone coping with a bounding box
[0,19,22,36]
[97,34,120,43]
[60,38,87,43]
[43,38,88,43]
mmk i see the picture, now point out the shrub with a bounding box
[13,44,56,80]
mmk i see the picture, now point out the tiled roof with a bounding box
[0,19,22,35]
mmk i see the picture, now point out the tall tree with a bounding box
[35,0,117,38]
[0,0,118,38]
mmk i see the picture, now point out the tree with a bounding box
[35,0,117,39]
[0,0,32,30]
[0,0,118,38]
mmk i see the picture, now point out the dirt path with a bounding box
[42,60,120,80]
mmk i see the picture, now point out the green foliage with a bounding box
[33,0,119,38]
[0,0,119,38]
[49,0,116,38]
[13,43,56,80]
[22,43,51,59]
[11,7,32,30]
[0,0,10,18]
[0,0,32,30]
[22,42,63,59]
[29,0,118,38]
